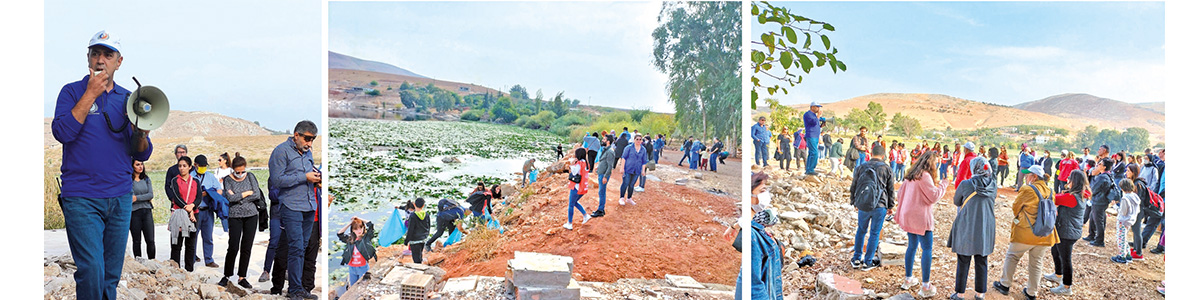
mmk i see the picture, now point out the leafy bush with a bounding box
[461,109,485,121]
[365,89,381,96]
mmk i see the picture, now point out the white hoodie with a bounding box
[1116,192,1141,227]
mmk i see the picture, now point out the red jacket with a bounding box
[953,152,979,189]
[570,160,589,195]
[1057,158,1079,182]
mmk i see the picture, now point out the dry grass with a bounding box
[44,162,64,230]
[457,227,503,263]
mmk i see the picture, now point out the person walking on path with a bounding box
[1082,158,1117,247]
[954,142,980,189]
[776,127,792,171]
[802,103,825,174]
[564,148,592,229]
[829,138,846,177]
[752,117,771,167]
[849,145,895,271]
[337,217,376,286]
[1111,178,1140,264]
[267,120,321,299]
[948,157,997,300]
[993,165,1059,300]
[52,30,156,300]
[619,135,648,206]
[894,151,950,298]
[130,160,156,260]
[1044,169,1090,295]
[218,154,263,289]
[678,136,694,167]
[653,134,665,164]
[591,138,617,218]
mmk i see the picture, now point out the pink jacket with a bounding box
[895,172,950,235]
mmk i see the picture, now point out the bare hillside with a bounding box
[44,110,274,148]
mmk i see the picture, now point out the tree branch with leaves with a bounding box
[750,1,847,109]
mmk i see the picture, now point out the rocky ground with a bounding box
[756,159,1165,299]
[45,255,289,300]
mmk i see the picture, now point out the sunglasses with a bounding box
[300,134,317,142]
[235,171,247,176]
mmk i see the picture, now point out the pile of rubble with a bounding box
[337,251,734,300]
[44,255,281,300]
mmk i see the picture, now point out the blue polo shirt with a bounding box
[268,137,316,212]
[52,75,154,198]
[803,110,824,139]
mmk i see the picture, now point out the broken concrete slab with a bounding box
[508,252,574,289]
[515,279,581,300]
[382,266,418,285]
[665,274,707,289]
[442,276,480,293]
[816,272,866,300]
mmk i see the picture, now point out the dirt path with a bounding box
[780,172,1165,299]
[433,153,742,285]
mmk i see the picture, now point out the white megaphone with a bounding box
[125,77,169,131]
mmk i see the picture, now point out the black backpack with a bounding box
[1106,175,1121,204]
[853,167,885,211]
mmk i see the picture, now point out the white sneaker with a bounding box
[900,277,919,290]
[620,198,626,205]
[628,198,637,205]
[1043,273,1062,285]
[582,214,592,224]
[563,223,573,230]
[1049,284,1072,295]
[634,187,644,192]
[917,283,937,298]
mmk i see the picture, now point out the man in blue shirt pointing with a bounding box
[803,102,826,175]
[51,30,154,300]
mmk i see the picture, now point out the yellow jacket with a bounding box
[1010,178,1059,246]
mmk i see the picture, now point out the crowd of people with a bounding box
[745,105,1167,299]
[51,30,326,300]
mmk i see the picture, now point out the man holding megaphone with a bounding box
[51,30,155,300]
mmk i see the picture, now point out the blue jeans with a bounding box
[567,189,587,222]
[806,137,819,174]
[852,207,887,264]
[939,162,949,179]
[61,193,132,300]
[597,173,611,211]
[754,140,769,166]
[196,209,216,264]
[895,164,906,182]
[655,148,662,163]
[278,204,315,294]
[856,152,867,169]
[679,150,690,166]
[620,172,640,199]
[347,265,369,286]
[906,231,934,282]
[263,204,282,272]
[709,152,719,171]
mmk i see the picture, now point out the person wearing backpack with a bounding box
[848,145,895,271]
[948,157,997,300]
[1044,170,1090,296]
[1082,158,1117,247]
[1122,164,1157,261]
[993,165,1058,300]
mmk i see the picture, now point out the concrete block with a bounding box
[515,279,581,300]
[665,274,707,289]
[508,252,574,288]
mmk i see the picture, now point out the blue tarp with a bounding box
[378,208,408,247]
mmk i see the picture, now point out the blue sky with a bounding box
[43,0,323,132]
[329,1,675,113]
[752,2,1165,106]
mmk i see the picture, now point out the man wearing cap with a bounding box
[802,102,826,175]
[51,30,154,300]
[954,142,980,189]
[193,155,222,268]
[268,120,321,299]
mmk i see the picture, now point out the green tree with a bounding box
[550,91,569,117]
[765,98,801,132]
[400,81,413,90]
[509,85,529,100]
[370,80,378,86]
[889,112,922,136]
[652,1,741,146]
[490,97,518,123]
[842,101,886,133]
[531,110,557,129]
[629,107,652,123]
[749,1,847,109]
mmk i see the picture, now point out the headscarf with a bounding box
[968,156,996,198]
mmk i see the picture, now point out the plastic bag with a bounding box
[485,209,505,234]
[378,208,407,247]
[443,228,462,247]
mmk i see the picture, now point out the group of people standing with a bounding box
[751,102,827,175]
[52,31,326,300]
[746,136,1167,299]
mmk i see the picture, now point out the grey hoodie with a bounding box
[947,157,997,255]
